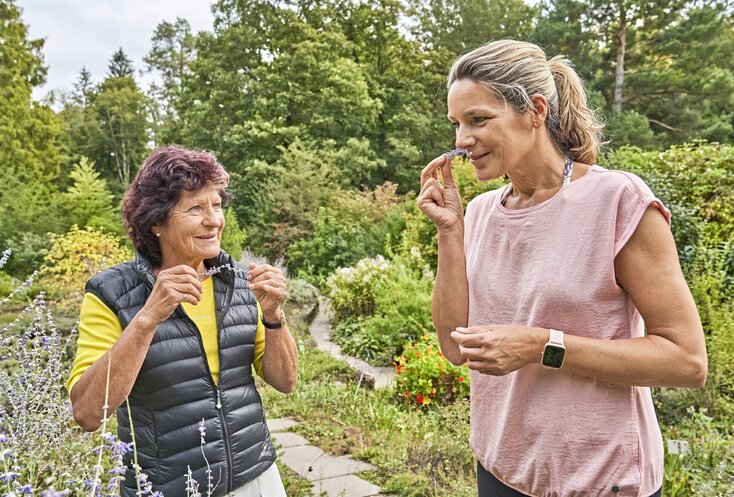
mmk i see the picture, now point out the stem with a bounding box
[89,354,112,497]
[126,397,143,496]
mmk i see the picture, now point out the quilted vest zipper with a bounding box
[180,311,235,494]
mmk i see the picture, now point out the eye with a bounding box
[473,116,489,125]
[213,202,223,210]
[188,205,202,213]
[450,121,459,130]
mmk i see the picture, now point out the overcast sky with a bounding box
[17,0,216,102]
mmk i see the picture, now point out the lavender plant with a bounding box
[444,147,469,159]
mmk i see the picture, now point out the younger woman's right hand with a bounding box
[418,155,464,231]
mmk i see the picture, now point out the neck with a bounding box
[506,145,568,203]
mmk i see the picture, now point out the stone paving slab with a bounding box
[280,445,375,482]
[271,431,310,448]
[267,417,299,433]
[311,474,382,497]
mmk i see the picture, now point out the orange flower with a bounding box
[396,364,402,373]
[458,376,465,383]
[430,389,436,397]
[404,390,411,398]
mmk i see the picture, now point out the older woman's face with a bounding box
[154,184,225,269]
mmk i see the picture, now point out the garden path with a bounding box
[308,300,395,389]
[268,417,388,497]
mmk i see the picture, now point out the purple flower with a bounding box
[444,147,470,159]
[19,484,34,494]
[0,471,17,482]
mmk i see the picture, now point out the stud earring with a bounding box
[155,232,160,237]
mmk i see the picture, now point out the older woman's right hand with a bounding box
[418,155,464,231]
[142,265,203,324]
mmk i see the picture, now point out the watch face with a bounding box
[542,344,565,368]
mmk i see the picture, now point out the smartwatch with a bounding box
[261,310,286,329]
[541,329,566,369]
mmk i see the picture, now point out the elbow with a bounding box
[72,402,102,432]
[688,357,708,389]
[678,354,708,389]
[444,351,466,367]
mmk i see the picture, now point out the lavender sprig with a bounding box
[199,264,248,280]
[444,147,470,159]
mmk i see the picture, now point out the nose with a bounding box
[454,125,476,149]
[203,207,224,227]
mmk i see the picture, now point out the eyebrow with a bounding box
[447,109,497,121]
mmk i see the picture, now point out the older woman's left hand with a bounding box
[450,325,546,376]
[247,263,287,319]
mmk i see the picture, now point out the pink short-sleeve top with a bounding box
[463,165,670,497]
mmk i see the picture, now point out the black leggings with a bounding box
[477,461,662,497]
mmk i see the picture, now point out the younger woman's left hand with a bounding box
[247,263,287,318]
[450,325,546,375]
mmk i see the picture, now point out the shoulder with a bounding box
[583,165,657,202]
[85,260,141,308]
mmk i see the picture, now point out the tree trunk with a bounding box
[613,9,627,115]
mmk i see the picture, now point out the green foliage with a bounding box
[220,206,247,259]
[288,183,408,284]
[326,250,435,365]
[40,225,132,300]
[2,232,50,278]
[61,157,121,235]
[395,334,470,407]
[260,346,476,497]
[605,110,656,149]
[662,408,734,496]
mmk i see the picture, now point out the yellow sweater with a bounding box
[66,276,265,394]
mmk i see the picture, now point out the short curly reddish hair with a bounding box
[122,146,231,268]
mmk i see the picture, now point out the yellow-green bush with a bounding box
[41,225,132,301]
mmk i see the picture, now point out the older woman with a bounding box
[67,146,297,497]
[419,40,707,496]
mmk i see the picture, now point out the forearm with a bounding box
[432,227,469,365]
[560,329,707,388]
[70,311,158,431]
[261,323,298,393]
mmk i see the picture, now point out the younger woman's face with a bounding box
[447,79,535,181]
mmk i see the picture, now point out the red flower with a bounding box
[458,376,465,383]
[396,364,402,373]
[404,390,411,398]
[416,393,424,404]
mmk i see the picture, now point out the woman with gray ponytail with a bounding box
[418,40,706,496]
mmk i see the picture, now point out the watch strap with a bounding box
[548,328,564,346]
[261,311,286,329]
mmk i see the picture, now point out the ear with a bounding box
[529,95,549,129]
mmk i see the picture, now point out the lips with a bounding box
[470,151,491,162]
[196,233,218,240]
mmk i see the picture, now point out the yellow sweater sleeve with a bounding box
[66,293,123,395]
[254,303,265,379]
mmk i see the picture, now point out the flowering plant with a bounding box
[395,333,470,407]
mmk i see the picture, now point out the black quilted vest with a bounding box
[85,251,276,497]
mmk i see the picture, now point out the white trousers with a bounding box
[228,463,287,497]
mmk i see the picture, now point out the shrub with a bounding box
[662,408,734,496]
[326,249,435,365]
[221,207,247,259]
[395,334,470,407]
[40,225,133,302]
[288,183,408,285]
